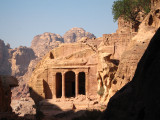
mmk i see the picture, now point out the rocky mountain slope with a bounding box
[31,28,95,57]
[63,27,96,43]
[31,33,63,58]
[9,46,36,77]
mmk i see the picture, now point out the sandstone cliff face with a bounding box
[0,43,36,100]
[9,46,36,77]
[12,57,42,99]
[31,32,64,57]
[104,4,160,103]
[100,27,160,120]
[0,40,11,75]
[8,46,36,99]
[63,27,96,43]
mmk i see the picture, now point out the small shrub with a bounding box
[97,87,104,96]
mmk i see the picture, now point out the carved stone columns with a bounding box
[62,72,65,99]
[86,73,89,98]
[75,73,79,97]
[53,74,56,99]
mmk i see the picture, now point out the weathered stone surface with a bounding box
[0,75,18,119]
[63,27,96,43]
[11,97,36,117]
[103,5,160,103]
[8,46,36,100]
[97,53,118,104]
[102,32,137,60]
[0,40,11,75]
[116,17,133,34]
[100,27,160,120]
[31,32,64,57]
[9,46,36,77]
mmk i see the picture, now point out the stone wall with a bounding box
[102,31,137,60]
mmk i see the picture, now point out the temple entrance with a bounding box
[56,73,62,98]
[65,71,75,97]
[78,72,85,95]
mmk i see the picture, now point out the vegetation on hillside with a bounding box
[112,0,151,25]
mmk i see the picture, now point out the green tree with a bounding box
[112,0,151,25]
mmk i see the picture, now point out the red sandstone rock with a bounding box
[100,26,160,120]
[102,3,160,103]
[31,32,64,57]
[63,27,96,43]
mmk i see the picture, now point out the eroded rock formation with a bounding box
[9,46,36,100]
[9,46,36,77]
[31,32,64,57]
[97,53,118,104]
[104,2,160,103]
[100,27,160,120]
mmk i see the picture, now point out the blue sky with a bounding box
[0,0,117,48]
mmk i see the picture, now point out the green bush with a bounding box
[97,87,104,96]
[112,0,151,24]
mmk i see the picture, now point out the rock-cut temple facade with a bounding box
[29,42,102,102]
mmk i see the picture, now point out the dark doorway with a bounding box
[56,73,62,98]
[65,71,75,97]
[78,72,85,95]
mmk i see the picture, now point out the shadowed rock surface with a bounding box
[0,40,11,75]
[100,28,160,120]
[0,75,18,119]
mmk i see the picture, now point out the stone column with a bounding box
[85,73,89,98]
[52,74,56,99]
[62,72,65,99]
[75,73,79,97]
